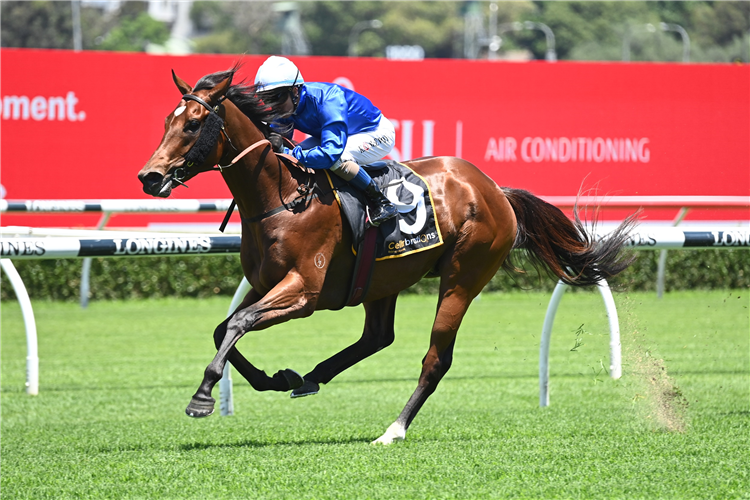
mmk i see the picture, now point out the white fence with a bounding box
[2,197,748,410]
[0,233,242,259]
[5,196,747,301]
[543,195,750,297]
[1,198,238,308]
[0,229,244,398]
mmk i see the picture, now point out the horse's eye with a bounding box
[185,120,201,133]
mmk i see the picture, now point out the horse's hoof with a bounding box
[291,380,320,398]
[185,396,215,418]
[372,422,406,445]
[273,368,304,391]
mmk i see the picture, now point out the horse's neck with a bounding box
[220,110,296,221]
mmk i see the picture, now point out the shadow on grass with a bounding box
[179,436,374,450]
[97,436,373,454]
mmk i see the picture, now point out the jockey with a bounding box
[254,55,398,226]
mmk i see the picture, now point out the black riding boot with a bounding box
[363,180,398,226]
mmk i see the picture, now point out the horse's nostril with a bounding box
[140,171,163,184]
[139,171,165,195]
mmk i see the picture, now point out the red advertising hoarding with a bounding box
[1,48,748,227]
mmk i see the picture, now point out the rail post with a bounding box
[1,259,39,395]
[219,277,252,416]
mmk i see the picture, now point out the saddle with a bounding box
[325,160,443,307]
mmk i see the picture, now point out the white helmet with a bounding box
[254,56,304,91]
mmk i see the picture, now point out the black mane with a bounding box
[194,63,291,133]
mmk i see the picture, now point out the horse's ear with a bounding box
[172,70,192,95]
[207,75,233,103]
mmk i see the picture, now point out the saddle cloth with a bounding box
[324,160,444,260]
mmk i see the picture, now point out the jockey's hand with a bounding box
[269,133,285,153]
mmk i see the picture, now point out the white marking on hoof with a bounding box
[372,421,406,445]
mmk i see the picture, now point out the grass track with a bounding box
[2,291,748,499]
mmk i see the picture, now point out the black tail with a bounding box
[501,188,638,287]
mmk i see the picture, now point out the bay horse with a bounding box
[138,65,636,444]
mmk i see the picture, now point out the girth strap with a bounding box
[345,224,379,307]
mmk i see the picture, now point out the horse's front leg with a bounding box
[210,287,302,392]
[211,318,304,394]
[186,272,316,418]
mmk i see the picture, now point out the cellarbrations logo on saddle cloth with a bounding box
[325,161,444,261]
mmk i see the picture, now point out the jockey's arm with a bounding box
[290,88,350,169]
[291,121,347,169]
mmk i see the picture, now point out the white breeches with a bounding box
[298,115,396,170]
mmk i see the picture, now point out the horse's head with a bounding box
[138,71,232,197]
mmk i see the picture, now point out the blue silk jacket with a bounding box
[274,82,383,170]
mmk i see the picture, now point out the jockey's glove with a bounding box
[268,133,285,153]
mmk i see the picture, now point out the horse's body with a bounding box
[138,66,635,444]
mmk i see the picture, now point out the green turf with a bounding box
[2,291,748,499]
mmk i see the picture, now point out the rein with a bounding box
[217,140,320,228]
[245,156,320,224]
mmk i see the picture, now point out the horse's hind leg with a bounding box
[373,237,509,444]
[372,288,468,444]
[291,294,398,397]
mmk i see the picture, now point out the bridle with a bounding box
[171,93,238,186]
[175,93,299,181]
[175,92,320,230]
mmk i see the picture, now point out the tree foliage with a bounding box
[1,0,77,49]
[534,1,750,63]
[1,0,167,52]
[190,1,279,55]
[98,11,170,52]
[296,1,466,58]
[2,1,747,62]
[196,0,747,63]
